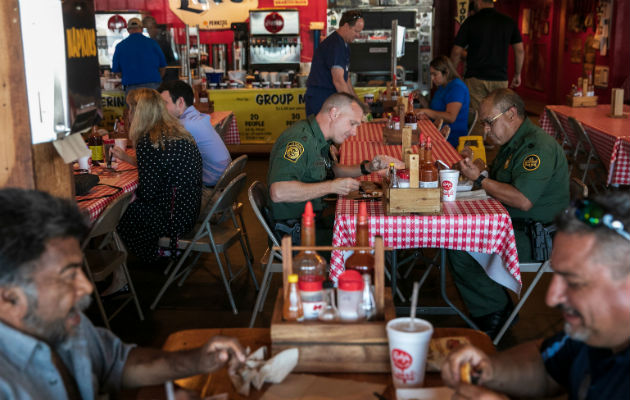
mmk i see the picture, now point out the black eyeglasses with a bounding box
[573,199,630,241]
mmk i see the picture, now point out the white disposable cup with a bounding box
[386,317,434,388]
[439,169,460,202]
[77,156,90,171]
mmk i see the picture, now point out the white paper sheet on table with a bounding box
[469,251,521,294]
[396,386,454,400]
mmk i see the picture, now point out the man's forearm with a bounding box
[513,43,524,76]
[333,163,362,178]
[270,180,332,203]
[480,178,532,211]
[122,348,202,388]
[485,341,562,398]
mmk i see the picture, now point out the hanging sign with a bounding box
[107,15,127,33]
[274,0,308,6]
[168,0,258,30]
[455,0,469,25]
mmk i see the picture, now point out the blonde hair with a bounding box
[430,55,461,83]
[127,88,194,148]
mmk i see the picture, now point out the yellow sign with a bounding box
[455,0,469,25]
[209,87,384,144]
[66,28,97,58]
[275,0,308,6]
[168,0,258,30]
[100,90,126,131]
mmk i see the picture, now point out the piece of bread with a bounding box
[460,362,472,384]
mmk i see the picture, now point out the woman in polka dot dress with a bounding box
[118,88,202,263]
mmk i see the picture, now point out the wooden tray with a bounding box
[566,95,598,107]
[270,236,396,373]
[383,127,420,145]
[383,186,442,215]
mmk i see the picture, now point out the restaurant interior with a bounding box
[1,0,629,398]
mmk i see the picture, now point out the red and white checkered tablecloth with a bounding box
[211,111,240,145]
[76,151,138,222]
[329,198,521,289]
[539,105,630,185]
[346,116,439,143]
[340,122,462,182]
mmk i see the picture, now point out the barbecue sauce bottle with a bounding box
[283,274,304,321]
[295,201,327,284]
[420,137,439,188]
[404,94,417,131]
[344,201,375,282]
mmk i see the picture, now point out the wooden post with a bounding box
[281,235,293,300]
[409,154,419,188]
[402,127,413,167]
[373,236,385,315]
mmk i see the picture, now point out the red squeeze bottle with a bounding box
[295,201,327,283]
[344,202,375,282]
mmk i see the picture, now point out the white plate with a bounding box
[396,386,454,400]
[457,183,473,192]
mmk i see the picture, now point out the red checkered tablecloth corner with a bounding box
[540,105,630,186]
[76,151,139,222]
[329,198,521,288]
[211,111,241,145]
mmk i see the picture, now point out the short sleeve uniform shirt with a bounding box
[490,118,569,224]
[267,116,332,221]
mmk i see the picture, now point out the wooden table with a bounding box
[539,104,630,185]
[131,327,494,400]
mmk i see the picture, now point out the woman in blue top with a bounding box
[416,56,470,148]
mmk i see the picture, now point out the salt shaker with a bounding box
[359,274,376,320]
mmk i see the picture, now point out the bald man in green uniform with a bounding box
[450,88,569,338]
[268,92,401,245]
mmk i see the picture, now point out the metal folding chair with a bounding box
[567,117,607,194]
[247,181,283,327]
[467,109,478,136]
[151,173,259,313]
[81,192,144,330]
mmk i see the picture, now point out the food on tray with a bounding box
[426,336,471,372]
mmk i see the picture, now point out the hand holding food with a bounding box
[441,344,492,388]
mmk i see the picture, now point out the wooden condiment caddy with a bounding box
[270,236,396,373]
[382,128,442,215]
[566,95,598,107]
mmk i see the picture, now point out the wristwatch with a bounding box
[360,160,371,175]
[474,174,487,187]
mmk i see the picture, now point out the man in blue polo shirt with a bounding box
[440,193,630,400]
[304,10,364,116]
[112,17,166,93]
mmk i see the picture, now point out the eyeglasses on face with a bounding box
[481,104,515,128]
[573,199,630,241]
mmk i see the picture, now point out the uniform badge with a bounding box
[522,154,541,171]
[283,141,304,163]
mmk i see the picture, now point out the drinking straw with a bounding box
[437,159,451,170]
[165,381,175,400]
[409,281,420,330]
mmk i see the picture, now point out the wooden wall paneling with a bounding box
[0,0,35,189]
[552,0,567,105]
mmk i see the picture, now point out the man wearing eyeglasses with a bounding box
[449,88,569,339]
[305,10,364,116]
[441,194,630,400]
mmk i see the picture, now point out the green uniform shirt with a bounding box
[267,116,332,221]
[490,117,569,224]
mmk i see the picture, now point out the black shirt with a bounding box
[454,8,522,81]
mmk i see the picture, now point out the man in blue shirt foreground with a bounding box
[0,188,245,399]
[441,193,630,400]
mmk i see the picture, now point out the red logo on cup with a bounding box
[264,12,284,34]
[442,180,453,191]
[107,15,127,33]
[391,349,413,370]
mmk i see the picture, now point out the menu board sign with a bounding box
[168,0,258,30]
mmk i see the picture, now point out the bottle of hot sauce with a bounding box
[418,132,426,163]
[345,201,375,282]
[294,201,327,284]
[404,94,417,131]
[420,136,438,188]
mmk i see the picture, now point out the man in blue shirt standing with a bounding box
[440,193,630,400]
[112,17,166,93]
[305,10,364,116]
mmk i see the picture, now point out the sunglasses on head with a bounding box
[343,12,363,22]
[573,199,630,241]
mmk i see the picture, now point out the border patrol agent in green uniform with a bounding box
[450,88,569,338]
[267,92,402,246]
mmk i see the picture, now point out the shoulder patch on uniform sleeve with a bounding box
[522,154,541,171]
[283,141,305,163]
